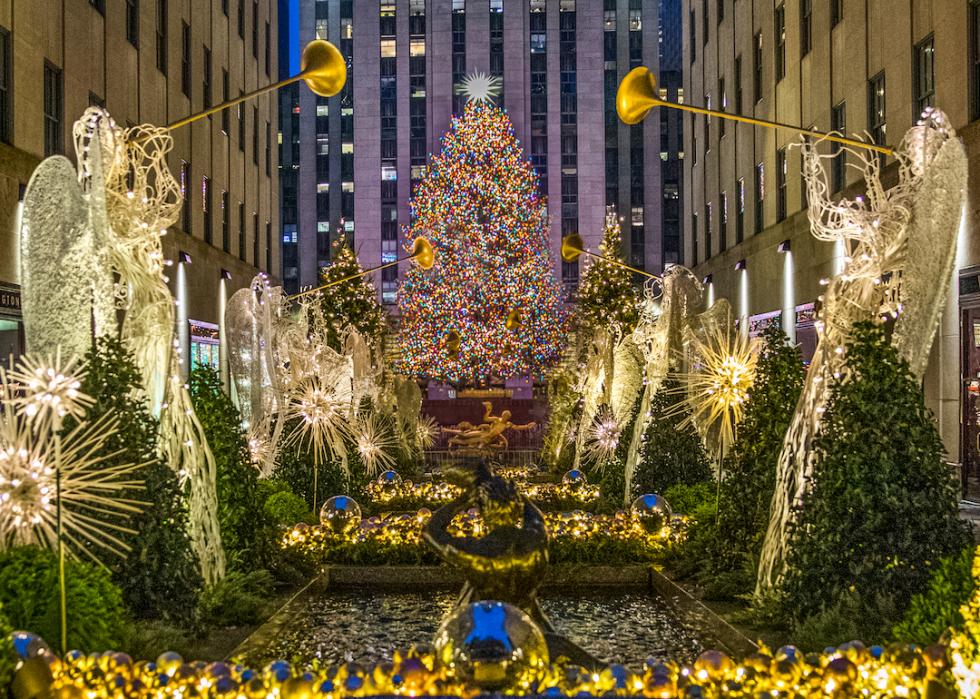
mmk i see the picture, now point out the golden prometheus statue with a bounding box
[443,401,537,454]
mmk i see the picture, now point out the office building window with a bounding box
[252,213,259,267]
[702,0,708,44]
[691,212,699,265]
[774,5,785,81]
[221,70,229,133]
[831,101,846,192]
[156,0,167,72]
[253,106,259,164]
[868,71,886,147]
[43,62,62,156]
[972,1,980,120]
[238,98,245,151]
[202,176,212,244]
[831,0,843,27]
[801,0,811,56]
[265,21,271,76]
[180,161,191,232]
[252,0,259,58]
[776,147,787,221]
[237,0,245,38]
[736,178,745,243]
[705,202,712,259]
[753,31,763,102]
[718,78,725,137]
[202,46,212,109]
[265,121,271,175]
[181,22,191,97]
[913,35,935,116]
[238,202,245,262]
[719,191,728,251]
[734,55,742,113]
[754,162,764,233]
[0,29,9,143]
[266,221,272,272]
[717,0,724,23]
[689,10,696,64]
[221,191,230,252]
[126,0,139,47]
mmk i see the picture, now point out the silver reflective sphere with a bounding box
[319,495,362,535]
[561,469,587,487]
[434,601,549,689]
[630,493,672,533]
[377,469,402,486]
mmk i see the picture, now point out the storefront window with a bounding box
[0,284,23,365]
[189,319,220,372]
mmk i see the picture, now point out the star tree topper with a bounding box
[455,71,503,104]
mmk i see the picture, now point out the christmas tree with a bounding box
[315,235,387,352]
[396,97,567,385]
[575,207,639,335]
[778,322,971,633]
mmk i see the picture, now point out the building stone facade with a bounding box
[0,0,279,379]
[282,0,670,303]
[682,0,980,473]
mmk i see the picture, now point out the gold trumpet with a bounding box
[505,309,522,331]
[162,40,346,133]
[561,233,660,281]
[290,237,434,299]
[617,66,894,156]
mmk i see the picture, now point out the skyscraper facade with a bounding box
[281,0,667,302]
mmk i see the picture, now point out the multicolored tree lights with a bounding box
[396,100,567,385]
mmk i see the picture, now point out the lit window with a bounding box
[381,39,396,57]
[342,181,354,192]
[382,165,398,181]
[629,10,641,31]
[677,88,685,104]
[341,18,352,39]
[631,207,643,225]
[317,221,330,232]
[658,88,667,100]
[603,10,615,29]
[410,38,425,56]
[490,0,502,12]
[344,220,355,232]
[317,182,329,193]
[316,104,328,117]
[342,142,354,153]
[315,19,327,40]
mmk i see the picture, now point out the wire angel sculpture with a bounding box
[18,107,225,584]
[621,267,708,503]
[756,109,968,596]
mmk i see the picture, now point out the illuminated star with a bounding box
[455,71,503,104]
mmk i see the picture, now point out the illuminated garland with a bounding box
[15,634,953,698]
[366,480,600,510]
[396,101,568,385]
[282,509,679,566]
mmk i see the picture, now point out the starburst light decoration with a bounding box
[671,318,757,454]
[353,413,397,476]
[6,351,92,429]
[416,415,440,450]
[454,71,503,104]
[0,362,143,560]
[582,406,622,468]
[284,379,352,468]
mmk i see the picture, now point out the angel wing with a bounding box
[19,157,94,358]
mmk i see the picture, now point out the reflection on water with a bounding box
[247,588,703,670]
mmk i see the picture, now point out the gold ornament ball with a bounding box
[433,601,548,690]
[561,469,587,488]
[693,650,735,682]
